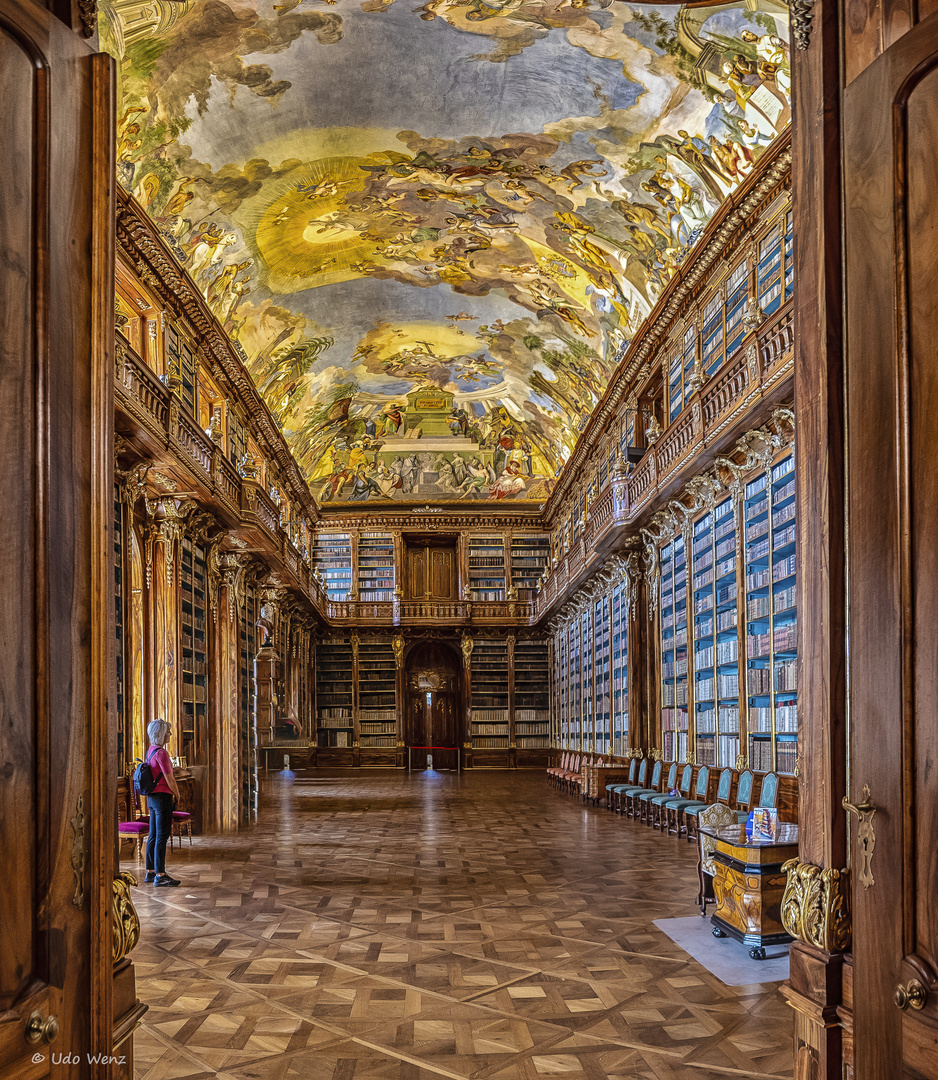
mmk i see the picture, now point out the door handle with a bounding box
[842,784,877,890]
[895,980,927,1011]
[25,1011,59,1045]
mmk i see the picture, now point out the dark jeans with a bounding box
[146,792,174,874]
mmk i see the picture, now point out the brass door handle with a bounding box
[25,1011,59,1045]
[842,784,877,890]
[895,980,927,1011]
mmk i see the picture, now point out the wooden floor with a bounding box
[127,770,794,1080]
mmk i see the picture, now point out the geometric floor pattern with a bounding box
[125,770,794,1079]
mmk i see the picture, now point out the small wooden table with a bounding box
[699,822,799,961]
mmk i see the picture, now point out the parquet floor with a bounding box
[127,770,793,1080]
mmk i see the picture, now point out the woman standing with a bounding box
[144,719,182,887]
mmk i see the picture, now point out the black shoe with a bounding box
[154,874,181,887]
[144,871,156,884]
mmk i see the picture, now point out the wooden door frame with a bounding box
[402,637,463,750]
[779,2,850,1077]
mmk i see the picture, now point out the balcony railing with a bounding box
[534,300,794,620]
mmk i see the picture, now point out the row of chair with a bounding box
[547,751,783,844]
[546,752,590,796]
[605,757,781,841]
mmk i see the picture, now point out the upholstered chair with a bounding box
[667,764,712,839]
[637,761,675,825]
[733,769,755,822]
[695,802,739,915]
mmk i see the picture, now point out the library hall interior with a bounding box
[4,0,938,1076]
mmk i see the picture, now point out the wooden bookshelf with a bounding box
[315,639,354,752]
[660,535,690,763]
[113,485,126,766]
[691,495,740,769]
[509,535,549,600]
[313,533,353,600]
[180,537,209,764]
[239,582,257,821]
[744,450,798,774]
[592,597,611,755]
[467,535,506,601]
[357,533,396,602]
[470,639,510,753]
[514,640,550,764]
[610,581,628,756]
[357,637,398,758]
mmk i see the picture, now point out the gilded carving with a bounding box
[112,872,142,965]
[392,634,405,669]
[70,793,86,910]
[781,860,851,952]
[788,0,815,49]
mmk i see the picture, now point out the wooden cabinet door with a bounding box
[406,547,427,599]
[0,1,115,1075]
[844,15,938,1077]
[428,548,455,600]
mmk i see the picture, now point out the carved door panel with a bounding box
[405,545,456,600]
[406,547,427,600]
[844,17,938,1077]
[0,2,115,1076]
[428,548,455,600]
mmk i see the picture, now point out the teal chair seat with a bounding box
[609,783,645,794]
[664,796,702,812]
[682,802,708,818]
[646,790,675,806]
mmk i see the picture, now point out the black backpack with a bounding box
[133,748,163,796]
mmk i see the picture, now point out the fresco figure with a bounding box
[381,402,405,435]
[740,29,791,96]
[490,460,527,499]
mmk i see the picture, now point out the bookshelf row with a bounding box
[553,581,631,758]
[312,636,551,752]
[660,448,797,773]
[309,532,551,602]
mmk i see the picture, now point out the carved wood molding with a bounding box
[544,134,792,525]
[319,510,542,530]
[112,872,142,964]
[539,405,794,622]
[781,859,851,952]
[115,189,320,526]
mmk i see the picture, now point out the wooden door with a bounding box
[0,1,116,1075]
[405,543,456,600]
[404,642,460,767]
[845,15,938,1076]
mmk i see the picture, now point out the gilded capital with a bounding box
[781,860,851,953]
[112,872,141,965]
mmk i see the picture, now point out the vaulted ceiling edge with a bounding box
[102,0,792,507]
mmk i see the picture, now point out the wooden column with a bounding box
[253,582,284,811]
[148,533,180,740]
[212,552,249,832]
[780,3,849,1077]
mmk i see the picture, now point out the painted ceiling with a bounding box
[102,0,791,504]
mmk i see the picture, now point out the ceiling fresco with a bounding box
[101,0,791,504]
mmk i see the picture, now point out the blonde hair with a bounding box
[147,718,172,747]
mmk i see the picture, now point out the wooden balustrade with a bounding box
[534,302,794,621]
[176,409,213,477]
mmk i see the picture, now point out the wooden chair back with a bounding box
[663,762,678,792]
[678,764,693,797]
[636,759,648,786]
[648,761,663,790]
